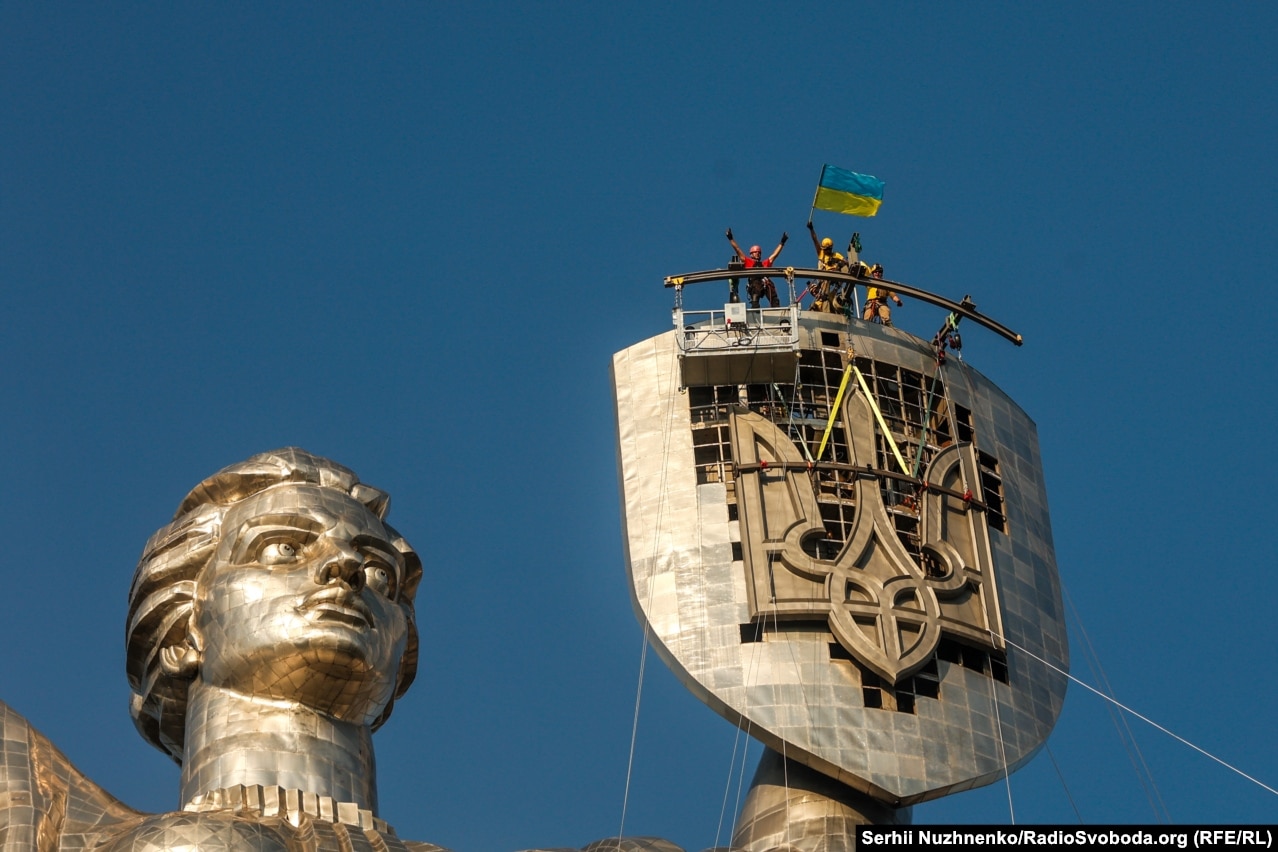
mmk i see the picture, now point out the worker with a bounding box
[810,252,851,314]
[863,266,902,326]
[805,222,845,312]
[806,221,839,270]
[726,229,788,308]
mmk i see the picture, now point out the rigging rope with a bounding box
[622,317,1265,839]
[715,620,761,848]
[617,349,683,842]
[776,382,814,464]
[716,382,806,848]
[997,632,1278,798]
[988,630,1017,824]
[1063,585,1172,822]
[910,368,945,480]
[770,602,793,845]
[1045,744,1085,823]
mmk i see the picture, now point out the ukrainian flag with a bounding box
[813,165,884,217]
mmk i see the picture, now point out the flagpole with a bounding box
[808,164,826,226]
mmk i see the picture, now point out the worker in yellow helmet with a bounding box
[806,221,839,270]
[805,222,846,312]
[862,265,902,326]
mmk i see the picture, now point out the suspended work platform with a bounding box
[665,265,1022,389]
[674,303,799,387]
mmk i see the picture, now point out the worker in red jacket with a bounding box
[726,228,788,307]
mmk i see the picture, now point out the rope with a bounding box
[771,602,792,844]
[618,629,651,841]
[1045,744,1085,823]
[715,620,762,847]
[617,349,682,842]
[988,629,1016,824]
[786,358,816,463]
[997,632,1278,798]
[1064,585,1171,822]
[775,382,814,464]
[946,358,985,515]
[910,368,945,480]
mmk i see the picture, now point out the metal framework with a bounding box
[665,266,1024,346]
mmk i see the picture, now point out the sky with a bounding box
[1,3,1275,850]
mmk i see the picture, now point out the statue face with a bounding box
[192,484,411,724]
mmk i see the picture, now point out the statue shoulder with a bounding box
[96,812,458,852]
[402,842,453,852]
[95,812,293,852]
[0,699,142,852]
[0,707,42,851]
[0,698,37,752]
[522,840,687,852]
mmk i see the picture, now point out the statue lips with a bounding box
[299,586,374,630]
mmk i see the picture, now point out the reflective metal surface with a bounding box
[612,315,1068,842]
[0,447,700,852]
[0,448,698,852]
[731,747,909,851]
[125,448,422,810]
[0,450,445,852]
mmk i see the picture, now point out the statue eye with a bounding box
[260,541,300,564]
[364,561,398,599]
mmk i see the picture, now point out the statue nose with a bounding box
[316,545,365,591]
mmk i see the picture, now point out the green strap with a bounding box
[911,369,945,480]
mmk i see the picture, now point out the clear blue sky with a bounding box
[2,3,1275,850]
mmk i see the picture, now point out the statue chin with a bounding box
[196,646,401,727]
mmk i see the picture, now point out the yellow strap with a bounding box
[853,366,911,475]
[815,363,856,462]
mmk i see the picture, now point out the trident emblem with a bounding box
[731,380,1003,684]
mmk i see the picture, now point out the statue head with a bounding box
[125,448,423,763]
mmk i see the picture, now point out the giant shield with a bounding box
[612,313,1067,805]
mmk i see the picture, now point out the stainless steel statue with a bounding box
[613,301,1069,849]
[0,449,448,852]
[0,448,686,852]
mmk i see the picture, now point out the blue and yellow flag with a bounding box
[813,165,884,217]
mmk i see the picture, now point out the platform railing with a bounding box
[673,304,800,356]
[666,266,1023,346]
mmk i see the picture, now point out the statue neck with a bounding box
[180,682,378,812]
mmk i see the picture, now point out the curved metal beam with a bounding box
[665,266,1023,346]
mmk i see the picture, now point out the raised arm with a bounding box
[725,228,746,260]
[768,232,788,263]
